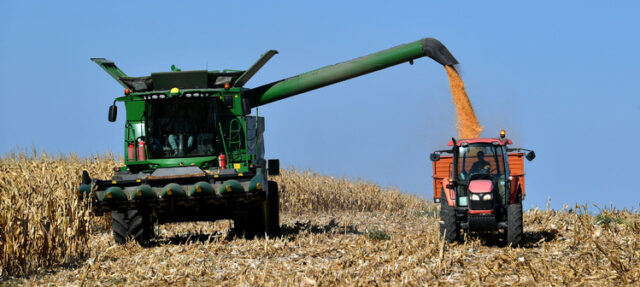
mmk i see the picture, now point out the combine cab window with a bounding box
[146,98,216,158]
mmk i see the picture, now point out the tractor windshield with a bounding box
[145,98,216,158]
[456,143,506,181]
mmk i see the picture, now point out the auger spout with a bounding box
[247,37,458,107]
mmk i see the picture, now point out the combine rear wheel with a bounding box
[506,203,523,246]
[439,190,459,242]
[111,209,154,245]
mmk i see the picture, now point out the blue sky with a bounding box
[1,1,638,210]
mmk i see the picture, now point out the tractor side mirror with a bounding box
[267,159,280,176]
[430,152,440,161]
[108,104,117,122]
[526,151,536,161]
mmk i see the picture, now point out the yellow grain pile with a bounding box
[0,151,115,277]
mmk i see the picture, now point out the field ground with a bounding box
[1,154,639,286]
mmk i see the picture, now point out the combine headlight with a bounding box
[151,94,158,100]
[470,194,480,201]
[159,94,165,99]
[193,93,200,97]
[185,93,192,98]
[483,194,493,200]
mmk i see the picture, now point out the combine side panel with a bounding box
[432,155,453,201]
[508,152,526,201]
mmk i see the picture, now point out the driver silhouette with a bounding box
[469,151,490,174]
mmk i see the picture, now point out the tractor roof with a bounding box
[448,138,513,147]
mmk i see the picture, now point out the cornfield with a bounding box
[1,152,639,285]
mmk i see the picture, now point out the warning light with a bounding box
[170,87,180,95]
[500,130,506,138]
[224,83,230,89]
[124,88,130,95]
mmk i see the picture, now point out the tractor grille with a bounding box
[469,199,493,211]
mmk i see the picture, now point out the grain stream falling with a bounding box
[445,65,483,138]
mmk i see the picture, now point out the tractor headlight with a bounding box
[470,194,480,201]
[483,194,493,200]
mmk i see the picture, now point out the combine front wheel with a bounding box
[111,209,154,245]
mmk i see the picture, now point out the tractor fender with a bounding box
[509,176,524,204]
[442,177,456,207]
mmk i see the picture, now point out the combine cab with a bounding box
[430,130,535,245]
[80,37,459,245]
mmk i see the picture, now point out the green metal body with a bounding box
[85,37,457,223]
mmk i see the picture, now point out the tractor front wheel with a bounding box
[439,190,459,242]
[111,209,154,245]
[506,202,523,246]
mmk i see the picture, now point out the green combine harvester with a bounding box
[80,37,458,245]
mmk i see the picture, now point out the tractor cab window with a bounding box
[146,98,216,158]
[457,143,506,181]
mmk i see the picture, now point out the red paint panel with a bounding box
[469,209,493,214]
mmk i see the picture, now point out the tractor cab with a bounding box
[451,139,509,210]
[430,130,535,245]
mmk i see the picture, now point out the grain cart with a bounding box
[79,37,458,245]
[430,130,535,245]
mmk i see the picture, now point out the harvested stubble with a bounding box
[1,154,639,286]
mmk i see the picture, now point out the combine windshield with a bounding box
[146,98,216,158]
[457,143,506,181]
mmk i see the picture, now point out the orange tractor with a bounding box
[430,130,535,245]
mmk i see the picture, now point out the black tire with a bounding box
[233,205,265,239]
[111,209,154,245]
[506,203,523,246]
[439,190,459,242]
[232,212,249,238]
[267,181,280,236]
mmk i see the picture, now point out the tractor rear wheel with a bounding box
[267,181,280,236]
[506,203,523,246]
[440,190,459,242]
[111,209,154,245]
